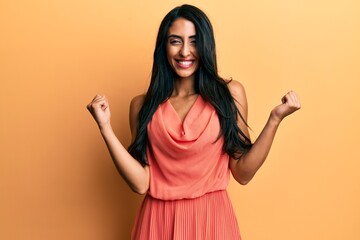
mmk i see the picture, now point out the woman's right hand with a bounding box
[270,91,301,124]
[87,95,111,128]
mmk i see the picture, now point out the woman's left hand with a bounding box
[271,90,301,124]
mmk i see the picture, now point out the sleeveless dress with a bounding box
[131,95,241,240]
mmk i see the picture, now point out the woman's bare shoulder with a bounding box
[130,94,146,111]
[225,79,246,98]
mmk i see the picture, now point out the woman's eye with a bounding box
[170,39,181,44]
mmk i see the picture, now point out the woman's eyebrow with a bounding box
[167,34,196,39]
[168,34,182,39]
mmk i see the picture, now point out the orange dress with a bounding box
[131,95,241,240]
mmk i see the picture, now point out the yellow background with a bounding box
[1,0,359,239]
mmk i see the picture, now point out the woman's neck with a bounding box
[172,76,196,97]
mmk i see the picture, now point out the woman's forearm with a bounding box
[99,124,149,194]
[231,115,280,185]
[230,89,301,185]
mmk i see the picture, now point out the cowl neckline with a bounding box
[161,95,213,143]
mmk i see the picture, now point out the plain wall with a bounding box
[1,0,359,239]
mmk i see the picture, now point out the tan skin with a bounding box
[87,18,301,194]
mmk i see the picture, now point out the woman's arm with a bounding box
[227,81,301,185]
[87,94,149,194]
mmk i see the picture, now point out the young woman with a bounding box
[87,4,301,240]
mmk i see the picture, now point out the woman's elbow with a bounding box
[131,185,149,195]
[235,175,253,185]
[129,167,150,195]
[238,178,251,185]
[231,163,254,185]
[129,180,149,195]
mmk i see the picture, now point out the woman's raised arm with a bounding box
[228,81,301,185]
[87,94,149,194]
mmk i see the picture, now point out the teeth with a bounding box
[178,61,192,66]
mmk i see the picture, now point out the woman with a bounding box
[87,4,301,240]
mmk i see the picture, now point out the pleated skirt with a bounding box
[131,190,241,240]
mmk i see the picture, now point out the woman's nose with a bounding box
[179,43,190,57]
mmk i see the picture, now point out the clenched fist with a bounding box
[271,91,301,123]
[87,95,111,128]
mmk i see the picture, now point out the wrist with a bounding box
[99,122,112,133]
[269,112,282,126]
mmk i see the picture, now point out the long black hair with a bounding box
[128,4,252,165]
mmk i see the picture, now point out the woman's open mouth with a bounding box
[176,60,195,69]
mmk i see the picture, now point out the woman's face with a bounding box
[166,18,199,80]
